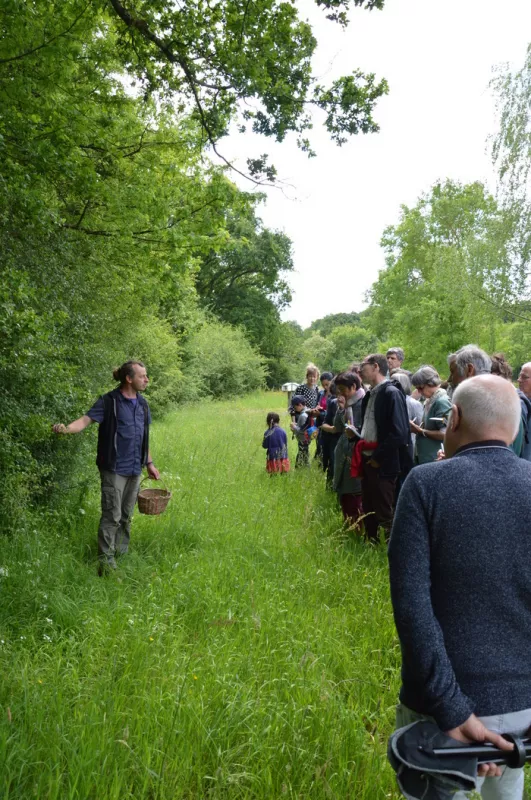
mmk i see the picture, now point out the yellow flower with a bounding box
[193,674,198,680]
[149,637,154,641]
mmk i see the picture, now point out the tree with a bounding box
[195,199,293,338]
[105,0,388,179]
[306,311,362,338]
[491,45,531,311]
[328,325,377,371]
[366,181,525,371]
[183,321,266,398]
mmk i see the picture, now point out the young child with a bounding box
[262,412,290,473]
[289,395,317,468]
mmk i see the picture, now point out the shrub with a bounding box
[183,322,266,398]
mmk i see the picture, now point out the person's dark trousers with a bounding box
[340,493,363,527]
[320,432,330,471]
[361,457,396,542]
[321,437,337,487]
[295,441,310,468]
[314,429,323,462]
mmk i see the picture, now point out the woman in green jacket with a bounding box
[410,365,452,464]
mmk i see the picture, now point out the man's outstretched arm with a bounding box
[53,416,93,434]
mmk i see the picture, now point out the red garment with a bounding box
[350,440,377,478]
[266,458,291,474]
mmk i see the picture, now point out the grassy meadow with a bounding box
[0,392,406,798]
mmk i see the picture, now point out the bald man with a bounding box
[389,375,531,799]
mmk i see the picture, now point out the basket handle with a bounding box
[140,476,170,492]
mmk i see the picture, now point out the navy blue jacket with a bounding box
[389,442,531,730]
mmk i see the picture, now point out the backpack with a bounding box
[297,409,317,443]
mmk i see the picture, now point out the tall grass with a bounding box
[0,392,490,798]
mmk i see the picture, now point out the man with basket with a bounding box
[53,361,160,574]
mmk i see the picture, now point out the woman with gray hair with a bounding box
[410,365,453,464]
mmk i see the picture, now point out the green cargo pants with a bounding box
[98,470,142,564]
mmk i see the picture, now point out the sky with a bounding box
[219,0,531,328]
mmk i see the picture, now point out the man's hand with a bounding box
[436,450,446,461]
[147,463,160,480]
[410,420,423,434]
[289,422,297,432]
[53,423,68,434]
[367,458,380,469]
[445,713,514,778]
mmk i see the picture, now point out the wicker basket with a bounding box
[137,479,172,516]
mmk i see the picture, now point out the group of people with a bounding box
[267,345,531,800]
[54,354,531,799]
[262,346,531,549]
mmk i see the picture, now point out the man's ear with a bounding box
[466,364,475,379]
[449,404,461,432]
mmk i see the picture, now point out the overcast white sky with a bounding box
[220,0,531,328]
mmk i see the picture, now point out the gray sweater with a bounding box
[388,441,531,730]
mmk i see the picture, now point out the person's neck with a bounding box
[451,433,509,456]
[370,373,386,388]
[120,385,137,399]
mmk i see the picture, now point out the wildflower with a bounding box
[149,636,154,642]
[193,675,198,680]
[0,567,9,578]
[79,508,86,516]
[43,634,51,642]
[37,679,43,684]
[45,618,53,624]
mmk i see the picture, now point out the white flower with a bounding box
[79,508,86,516]
[43,634,51,642]
[0,567,9,577]
[45,618,53,624]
